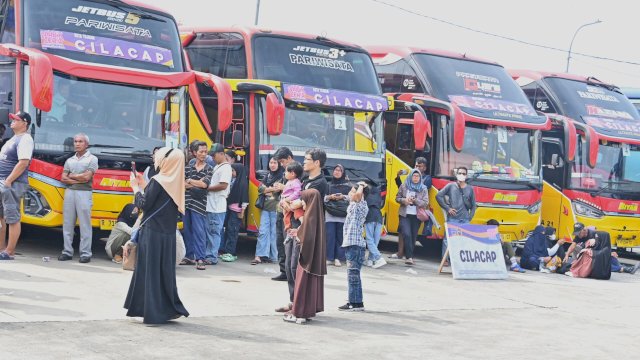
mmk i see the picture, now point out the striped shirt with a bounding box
[342,199,369,248]
[185,162,213,215]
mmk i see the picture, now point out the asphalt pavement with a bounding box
[1,227,639,359]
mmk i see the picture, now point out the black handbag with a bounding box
[325,199,349,217]
[255,193,266,209]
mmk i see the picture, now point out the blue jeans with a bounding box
[255,210,278,261]
[205,211,226,263]
[183,209,207,261]
[365,222,382,261]
[611,256,622,272]
[326,222,345,261]
[345,245,365,304]
[224,209,242,255]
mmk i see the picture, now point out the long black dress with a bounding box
[124,179,189,324]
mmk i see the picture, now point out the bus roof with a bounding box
[365,45,500,66]
[121,0,175,16]
[509,69,617,88]
[622,88,640,99]
[180,26,366,51]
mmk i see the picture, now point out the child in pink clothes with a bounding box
[279,162,304,232]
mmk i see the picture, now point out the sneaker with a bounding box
[221,254,237,262]
[0,251,14,260]
[539,267,551,274]
[79,256,91,263]
[564,271,574,277]
[510,263,526,273]
[389,253,399,259]
[58,254,72,261]
[365,260,373,267]
[271,272,288,281]
[112,255,123,264]
[338,303,365,312]
[334,259,342,267]
[628,262,640,275]
[327,260,333,266]
[372,257,387,269]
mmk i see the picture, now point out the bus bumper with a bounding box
[576,215,640,248]
[473,206,539,242]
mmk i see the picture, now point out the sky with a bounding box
[145,0,639,88]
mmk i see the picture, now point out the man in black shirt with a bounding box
[567,222,639,274]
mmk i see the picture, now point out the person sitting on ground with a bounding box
[520,225,566,272]
[567,223,639,275]
[486,219,525,273]
[105,204,139,263]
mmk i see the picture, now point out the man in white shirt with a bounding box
[203,143,232,265]
[58,133,98,263]
[0,111,34,260]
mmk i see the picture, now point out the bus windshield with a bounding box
[263,104,382,155]
[413,54,544,124]
[545,78,640,141]
[253,36,381,95]
[23,72,181,157]
[570,139,640,193]
[436,122,541,184]
[23,0,183,72]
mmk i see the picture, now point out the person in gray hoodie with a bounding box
[435,167,476,263]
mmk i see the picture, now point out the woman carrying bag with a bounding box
[396,169,429,266]
[253,157,284,265]
[125,147,189,324]
[324,164,351,267]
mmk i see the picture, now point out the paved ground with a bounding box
[1,227,640,359]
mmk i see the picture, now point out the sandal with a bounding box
[251,257,262,265]
[196,260,206,270]
[405,258,415,265]
[275,303,293,313]
[0,251,14,260]
[180,258,196,266]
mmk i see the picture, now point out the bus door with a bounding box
[0,64,14,128]
[541,137,567,231]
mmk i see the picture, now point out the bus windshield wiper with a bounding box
[104,0,166,22]
[591,180,635,197]
[99,151,152,159]
[492,178,541,190]
[469,171,501,181]
[90,144,134,149]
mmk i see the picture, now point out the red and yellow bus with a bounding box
[511,70,640,247]
[368,46,549,242]
[0,0,231,229]
[181,27,426,233]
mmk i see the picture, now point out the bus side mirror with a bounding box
[266,92,285,136]
[194,72,233,131]
[28,51,53,112]
[451,103,466,152]
[412,110,430,151]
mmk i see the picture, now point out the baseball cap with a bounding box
[209,143,225,154]
[9,111,31,126]
[572,222,585,235]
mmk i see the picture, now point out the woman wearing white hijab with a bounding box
[124,147,189,324]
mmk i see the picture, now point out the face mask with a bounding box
[549,234,556,240]
[456,174,466,182]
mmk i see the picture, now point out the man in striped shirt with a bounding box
[183,141,213,270]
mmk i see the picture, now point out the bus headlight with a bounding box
[23,188,51,217]
[527,201,541,214]
[572,201,604,219]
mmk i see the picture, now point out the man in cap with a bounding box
[0,111,34,260]
[203,143,232,265]
[567,222,639,274]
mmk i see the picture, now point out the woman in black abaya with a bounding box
[125,147,189,324]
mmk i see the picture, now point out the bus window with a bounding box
[0,66,14,118]
[376,59,424,94]
[186,32,247,78]
[542,140,565,188]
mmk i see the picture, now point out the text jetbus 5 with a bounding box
[181,27,424,234]
[368,46,550,242]
[511,70,640,247]
[0,0,231,230]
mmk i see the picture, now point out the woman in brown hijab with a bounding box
[284,189,327,325]
[125,147,189,324]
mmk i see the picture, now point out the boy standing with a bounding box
[339,182,369,312]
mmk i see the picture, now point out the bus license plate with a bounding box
[100,219,117,230]
[500,233,514,242]
[616,239,635,248]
